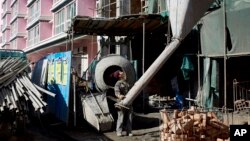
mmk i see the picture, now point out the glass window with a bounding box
[3,18,7,29]
[3,2,7,13]
[11,39,17,49]
[28,25,39,46]
[11,20,17,37]
[54,9,65,34]
[66,2,76,29]
[53,0,62,4]
[12,2,18,19]
[2,33,6,43]
[34,25,39,43]
[28,0,40,23]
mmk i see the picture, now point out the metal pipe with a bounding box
[3,88,11,106]
[9,90,17,110]
[23,75,44,98]
[73,73,76,127]
[15,80,25,95]
[0,58,13,72]
[142,21,145,112]
[33,84,56,97]
[27,93,40,111]
[0,90,4,107]
[3,63,30,87]
[26,89,45,108]
[223,1,227,109]
[11,84,19,101]
[15,83,23,98]
[122,39,181,106]
[20,76,42,98]
[0,56,11,70]
[21,76,48,107]
[0,89,6,107]
[2,58,19,73]
[0,71,15,84]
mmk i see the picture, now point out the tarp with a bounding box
[200,0,250,56]
[196,58,219,108]
[167,0,214,39]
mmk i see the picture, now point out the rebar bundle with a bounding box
[0,57,55,114]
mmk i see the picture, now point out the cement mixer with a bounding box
[80,54,136,132]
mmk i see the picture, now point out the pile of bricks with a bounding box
[159,107,229,141]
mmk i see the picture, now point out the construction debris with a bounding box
[0,57,55,114]
[159,107,230,141]
[0,49,58,136]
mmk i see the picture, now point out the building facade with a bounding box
[0,0,168,77]
[1,0,96,76]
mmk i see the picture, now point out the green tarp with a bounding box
[197,58,220,108]
[200,0,250,56]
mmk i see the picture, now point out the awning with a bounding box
[71,14,169,36]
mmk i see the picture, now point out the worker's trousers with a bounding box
[116,106,133,134]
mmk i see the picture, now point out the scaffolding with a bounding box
[233,79,250,113]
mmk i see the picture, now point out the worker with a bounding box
[114,70,133,137]
[77,78,90,94]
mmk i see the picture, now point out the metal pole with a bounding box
[188,80,191,107]
[223,1,227,109]
[71,25,76,127]
[142,21,145,112]
[73,73,76,127]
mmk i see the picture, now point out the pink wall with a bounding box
[19,0,27,14]
[41,0,52,16]
[17,18,27,33]
[85,39,97,64]
[40,21,52,41]
[27,46,62,62]
[77,0,96,17]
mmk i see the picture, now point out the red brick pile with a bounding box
[159,107,229,141]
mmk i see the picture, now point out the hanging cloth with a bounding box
[181,55,194,80]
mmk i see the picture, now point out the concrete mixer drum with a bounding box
[94,54,136,92]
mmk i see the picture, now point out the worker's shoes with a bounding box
[117,132,122,137]
[128,133,133,137]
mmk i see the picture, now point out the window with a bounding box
[11,39,17,49]
[54,9,64,34]
[2,33,6,43]
[34,25,39,43]
[28,0,40,23]
[53,0,62,4]
[10,20,17,37]
[12,2,18,19]
[28,25,39,46]
[2,2,7,13]
[66,2,76,29]
[2,18,7,29]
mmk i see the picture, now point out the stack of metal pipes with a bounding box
[0,57,55,114]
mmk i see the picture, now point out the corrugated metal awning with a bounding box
[71,14,169,36]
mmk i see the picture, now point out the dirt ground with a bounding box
[1,111,162,141]
[2,109,250,141]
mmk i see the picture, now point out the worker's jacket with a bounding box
[114,79,129,99]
